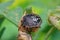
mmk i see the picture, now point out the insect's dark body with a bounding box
[20,13,42,33]
[18,7,42,40]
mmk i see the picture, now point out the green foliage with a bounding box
[0,0,60,40]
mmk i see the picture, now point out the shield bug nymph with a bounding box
[21,13,42,32]
[18,7,42,40]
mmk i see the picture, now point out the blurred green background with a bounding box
[0,0,60,40]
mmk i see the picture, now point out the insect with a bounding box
[21,13,42,32]
[18,7,42,40]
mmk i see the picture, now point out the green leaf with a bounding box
[0,19,18,40]
[0,0,14,15]
[3,7,23,26]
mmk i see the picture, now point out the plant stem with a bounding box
[44,27,55,40]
